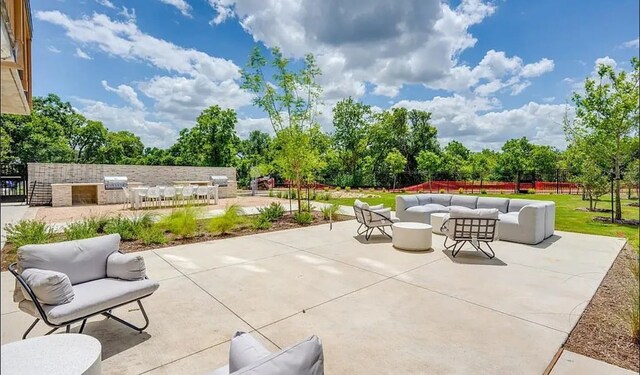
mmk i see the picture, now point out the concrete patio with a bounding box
[0,219,628,374]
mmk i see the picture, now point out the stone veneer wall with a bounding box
[28,163,237,205]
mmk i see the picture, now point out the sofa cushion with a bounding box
[476,197,509,213]
[21,268,74,305]
[229,332,271,372]
[416,194,432,206]
[450,195,478,209]
[406,204,447,213]
[18,277,159,325]
[107,252,146,281]
[449,207,499,219]
[234,336,323,375]
[508,199,539,213]
[498,212,519,224]
[18,234,121,285]
[430,194,452,206]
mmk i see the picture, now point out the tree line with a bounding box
[1,51,637,216]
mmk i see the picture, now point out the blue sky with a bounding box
[33,0,639,150]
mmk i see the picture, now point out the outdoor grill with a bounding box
[210,175,229,187]
[103,176,128,190]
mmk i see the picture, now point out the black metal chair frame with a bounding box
[354,206,394,241]
[441,217,499,259]
[9,261,153,340]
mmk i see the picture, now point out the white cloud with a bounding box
[77,98,177,148]
[158,0,192,17]
[101,80,145,110]
[48,45,61,53]
[96,0,116,9]
[394,96,571,150]
[208,0,234,25]
[594,56,617,70]
[119,6,136,22]
[210,0,552,99]
[74,48,92,60]
[542,96,555,103]
[35,11,239,80]
[620,38,639,49]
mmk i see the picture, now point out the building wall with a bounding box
[28,163,237,204]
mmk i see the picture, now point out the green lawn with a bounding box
[325,192,640,250]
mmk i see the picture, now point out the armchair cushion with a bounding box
[107,252,146,281]
[18,234,121,285]
[449,207,499,219]
[229,332,271,372]
[18,278,159,325]
[20,268,74,305]
[234,335,323,375]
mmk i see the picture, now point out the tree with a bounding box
[332,97,371,186]
[531,145,559,181]
[577,160,609,210]
[623,159,639,199]
[241,47,323,211]
[70,118,107,163]
[99,131,144,164]
[470,149,498,188]
[385,149,407,189]
[416,150,440,192]
[497,137,534,192]
[566,57,639,220]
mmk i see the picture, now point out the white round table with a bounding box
[430,212,448,235]
[1,334,102,375]
[392,222,432,251]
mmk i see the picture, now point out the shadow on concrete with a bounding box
[70,317,151,360]
[530,234,562,249]
[353,235,392,244]
[442,249,507,266]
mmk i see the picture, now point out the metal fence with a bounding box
[0,164,27,203]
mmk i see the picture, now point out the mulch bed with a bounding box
[575,207,612,213]
[592,216,640,227]
[564,244,640,371]
[1,212,352,271]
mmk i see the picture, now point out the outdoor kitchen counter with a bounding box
[51,182,143,207]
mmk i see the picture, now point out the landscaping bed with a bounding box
[1,203,350,271]
[564,244,640,371]
[592,216,640,227]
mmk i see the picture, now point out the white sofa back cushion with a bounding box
[18,234,121,285]
[450,195,478,209]
[449,207,499,219]
[229,332,271,372]
[234,336,324,375]
[508,199,539,213]
[430,194,452,206]
[476,197,509,213]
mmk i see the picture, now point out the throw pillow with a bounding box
[107,252,146,280]
[21,268,74,305]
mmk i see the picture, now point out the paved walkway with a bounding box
[0,220,627,374]
[551,350,636,375]
[0,203,37,249]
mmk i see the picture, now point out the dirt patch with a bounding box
[629,202,639,207]
[592,216,640,227]
[1,212,352,271]
[575,207,612,213]
[564,244,640,371]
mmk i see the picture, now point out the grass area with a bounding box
[326,192,640,250]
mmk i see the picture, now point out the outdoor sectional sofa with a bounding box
[395,194,555,244]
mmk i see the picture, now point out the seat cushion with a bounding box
[21,268,74,305]
[234,336,323,375]
[450,208,499,219]
[18,234,121,285]
[406,204,447,213]
[229,332,271,372]
[476,197,509,213]
[19,277,159,325]
[450,195,478,209]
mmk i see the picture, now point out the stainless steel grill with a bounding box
[104,176,128,190]
[210,175,229,187]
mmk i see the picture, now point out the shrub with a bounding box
[400,189,406,193]
[626,257,640,343]
[268,189,274,197]
[104,213,154,240]
[382,188,387,192]
[370,188,375,192]
[323,187,329,192]
[293,211,313,225]
[320,204,340,220]
[438,188,445,194]
[345,186,351,192]
[158,208,199,237]
[321,192,331,201]
[252,215,272,230]
[290,190,297,199]
[208,204,244,234]
[299,201,315,212]
[480,189,488,194]
[358,187,363,192]
[418,189,423,194]
[139,226,167,245]
[335,186,341,191]
[458,187,465,194]
[528,188,536,194]
[5,220,53,248]
[64,220,99,241]
[257,202,285,221]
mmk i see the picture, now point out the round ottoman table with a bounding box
[430,212,448,235]
[1,334,102,375]
[392,222,432,251]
